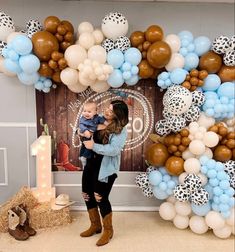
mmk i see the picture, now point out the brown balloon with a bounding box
[32,31,59,61]
[213,145,232,162]
[51,51,63,61]
[38,62,53,77]
[130,31,145,47]
[58,58,67,70]
[52,71,61,83]
[57,25,67,36]
[145,25,164,43]
[218,65,235,82]
[44,16,60,34]
[165,156,184,176]
[64,32,74,42]
[60,20,74,33]
[48,59,58,70]
[199,51,222,74]
[145,143,169,166]
[60,41,71,51]
[147,41,171,68]
[55,33,64,42]
[138,60,154,79]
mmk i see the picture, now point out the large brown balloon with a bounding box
[32,31,59,61]
[213,145,232,162]
[138,60,154,79]
[218,65,235,82]
[165,157,184,176]
[145,143,169,166]
[147,41,171,68]
[38,62,53,77]
[145,25,163,43]
[130,31,145,47]
[44,16,60,34]
[199,51,222,73]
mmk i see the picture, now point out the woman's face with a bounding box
[104,104,114,121]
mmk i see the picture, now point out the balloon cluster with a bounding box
[202,81,235,119]
[200,156,234,218]
[107,47,141,87]
[148,167,178,200]
[35,76,53,93]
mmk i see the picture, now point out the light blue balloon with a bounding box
[212,202,220,212]
[213,186,223,196]
[107,69,124,88]
[148,170,162,186]
[159,182,167,191]
[219,180,230,190]
[35,81,44,90]
[214,104,223,113]
[131,65,139,75]
[191,202,211,216]
[181,39,190,47]
[39,76,46,81]
[165,79,172,86]
[204,99,216,108]
[220,96,229,104]
[187,43,195,52]
[209,178,219,187]
[207,169,217,179]
[19,54,40,74]
[179,48,188,57]
[219,203,229,212]
[219,194,230,204]
[121,62,132,71]
[217,82,235,99]
[217,171,228,181]
[205,91,218,99]
[18,72,40,85]
[225,188,234,197]
[125,74,139,86]
[202,74,221,91]
[207,159,216,169]
[4,58,22,74]
[43,79,52,88]
[8,50,19,61]
[43,87,50,93]
[199,156,209,165]
[170,68,187,84]
[159,167,168,175]
[153,187,168,200]
[178,31,194,42]
[160,72,170,80]
[107,49,124,68]
[163,174,171,182]
[221,211,231,219]
[12,35,32,55]
[193,36,211,56]
[213,196,220,204]
[205,184,214,200]
[184,53,199,71]
[124,47,142,65]
[122,71,132,80]
[167,180,176,189]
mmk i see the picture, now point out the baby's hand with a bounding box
[84,130,92,138]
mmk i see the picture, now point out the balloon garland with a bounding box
[0,10,234,239]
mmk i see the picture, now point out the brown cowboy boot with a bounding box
[80,208,102,237]
[8,208,29,241]
[18,204,36,236]
[96,212,113,246]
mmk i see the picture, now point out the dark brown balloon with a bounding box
[218,65,235,82]
[52,71,61,83]
[64,32,74,42]
[44,16,60,34]
[60,41,71,51]
[145,25,164,43]
[165,156,184,176]
[57,25,67,36]
[38,62,53,77]
[51,51,63,61]
[48,60,58,70]
[199,51,222,74]
[55,33,64,42]
[130,31,145,47]
[147,41,171,68]
[145,143,169,166]
[138,60,154,79]
[213,145,232,162]
[58,58,67,70]
[32,31,59,61]
[60,20,74,33]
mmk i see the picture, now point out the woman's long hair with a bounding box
[101,100,129,144]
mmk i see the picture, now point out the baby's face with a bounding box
[82,103,97,119]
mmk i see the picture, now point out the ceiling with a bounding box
[60,0,234,3]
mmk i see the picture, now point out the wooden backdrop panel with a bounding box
[36,79,164,172]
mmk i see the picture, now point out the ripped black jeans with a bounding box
[82,153,117,218]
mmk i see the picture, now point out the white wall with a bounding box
[0,0,234,209]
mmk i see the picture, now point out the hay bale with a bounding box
[0,186,38,232]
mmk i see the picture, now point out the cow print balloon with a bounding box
[173,184,190,202]
[192,90,205,106]
[115,35,131,52]
[0,40,7,56]
[191,188,209,206]
[212,35,230,54]
[183,105,201,122]
[146,166,158,175]
[184,174,202,193]
[155,119,171,136]
[142,186,153,198]
[0,11,14,28]
[224,160,235,177]
[167,116,187,133]
[102,38,115,52]
[26,19,42,31]
[223,50,235,66]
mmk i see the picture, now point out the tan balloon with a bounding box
[138,60,154,79]
[145,143,169,166]
[64,45,87,69]
[44,16,60,34]
[218,65,235,82]
[130,31,145,47]
[67,82,87,93]
[145,25,164,43]
[90,81,110,93]
[199,51,222,74]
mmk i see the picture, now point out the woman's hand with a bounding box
[83,139,94,150]
[97,124,107,130]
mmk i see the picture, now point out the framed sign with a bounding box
[36,79,164,172]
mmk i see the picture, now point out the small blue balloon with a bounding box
[219,194,230,204]
[167,180,176,189]
[4,58,22,74]
[207,169,217,179]
[153,187,168,200]
[18,72,40,85]
[43,87,50,93]
[204,184,214,199]
[148,170,162,186]
[107,69,124,88]
[8,50,19,61]
[107,49,124,68]
[209,178,219,187]
[207,159,216,169]
[163,174,171,182]
[159,182,167,191]
[159,167,168,175]
[213,186,223,196]
[165,79,172,87]
[202,74,221,91]
[125,74,139,86]
[131,65,139,75]
[35,81,44,90]
[187,43,195,52]
[170,68,187,84]
[121,62,132,71]
[178,31,194,42]
[122,71,132,80]
[124,47,142,65]
[191,202,211,216]
[12,35,32,55]
[213,196,220,204]
[219,203,229,212]
[217,171,227,181]
[217,82,235,99]
[212,202,220,212]
[199,156,209,165]
[19,54,40,74]
[219,180,230,190]
[179,48,188,57]
[220,96,229,104]
[184,53,199,71]
[43,79,52,88]
[160,72,170,80]
[193,36,211,56]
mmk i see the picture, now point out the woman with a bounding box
[80,100,129,246]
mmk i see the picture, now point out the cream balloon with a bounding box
[166,195,177,204]
[159,202,176,221]
[189,216,208,234]
[64,45,87,69]
[88,45,107,64]
[78,72,95,86]
[173,215,189,229]
[175,201,191,216]
[205,211,225,230]
[60,67,79,86]
[203,131,219,148]
[184,158,201,174]
[93,29,104,44]
[78,22,94,35]
[0,25,15,42]
[226,208,234,226]
[0,56,16,76]
[67,82,88,93]
[197,147,213,159]
[213,225,232,239]
[182,148,196,160]
[197,173,208,186]
[197,112,215,129]
[179,172,188,184]
[189,140,206,156]
[78,32,95,50]
[164,34,181,53]
[90,80,110,93]
[7,31,22,44]
[165,53,185,72]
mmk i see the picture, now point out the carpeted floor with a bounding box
[0,211,234,252]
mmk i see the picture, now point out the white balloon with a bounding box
[0,56,16,76]
[184,158,201,174]
[179,172,188,184]
[175,201,191,216]
[203,131,219,148]
[205,211,225,230]
[197,173,208,186]
[7,31,22,44]
[189,140,206,155]
[159,202,176,221]
[83,65,93,75]
[78,32,95,50]
[0,25,15,42]
[165,53,185,72]
[78,72,95,86]
[182,148,196,160]
[64,45,87,69]
[78,22,94,35]
[213,225,232,239]
[67,82,88,93]
[197,147,213,159]
[226,208,235,226]
[94,66,103,76]
[173,214,189,229]
[90,80,110,93]
[88,45,107,64]
[164,34,181,53]
[103,64,113,74]
[194,132,204,140]
[93,29,104,44]
[197,112,215,129]
[60,67,79,86]
[189,216,208,234]
[166,195,177,204]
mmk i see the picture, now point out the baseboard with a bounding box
[70,206,159,211]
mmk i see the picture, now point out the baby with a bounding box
[78,102,105,168]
